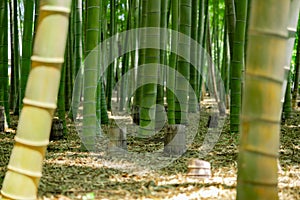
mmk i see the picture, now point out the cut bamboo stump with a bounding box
[107,127,127,152]
[155,104,167,131]
[0,106,4,132]
[187,159,211,178]
[50,118,64,140]
[164,125,186,155]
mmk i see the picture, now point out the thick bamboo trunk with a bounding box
[138,0,161,136]
[236,0,290,199]
[1,1,71,199]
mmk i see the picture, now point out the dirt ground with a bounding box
[0,104,299,200]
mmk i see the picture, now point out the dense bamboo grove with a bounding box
[0,0,299,199]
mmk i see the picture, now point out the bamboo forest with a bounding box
[0,0,300,199]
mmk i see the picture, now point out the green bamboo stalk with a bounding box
[70,0,83,119]
[119,0,132,111]
[0,0,10,126]
[3,0,9,125]
[1,1,71,199]
[96,0,103,124]
[100,80,109,124]
[127,0,139,112]
[197,0,205,99]
[292,21,300,108]
[99,0,109,125]
[19,0,34,112]
[224,0,235,59]
[0,1,5,109]
[139,0,161,136]
[155,0,168,129]
[166,0,179,125]
[229,0,248,133]
[106,0,116,111]
[188,0,198,113]
[64,25,73,112]
[175,0,191,124]
[8,0,15,111]
[286,1,300,109]
[212,0,220,68]
[236,0,290,199]
[132,0,147,124]
[221,19,230,108]
[12,0,20,114]
[82,0,100,150]
[283,73,292,119]
[57,51,67,135]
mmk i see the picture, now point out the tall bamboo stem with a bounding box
[1,1,71,199]
[237,0,290,199]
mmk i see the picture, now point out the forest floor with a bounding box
[0,100,299,200]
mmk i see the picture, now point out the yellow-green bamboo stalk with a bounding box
[236,0,290,199]
[1,1,71,199]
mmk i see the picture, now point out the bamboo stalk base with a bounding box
[0,106,4,132]
[207,113,219,128]
[107,127,127,152]
[131,105,140,125]
[50,118,64,140]
[164,125,186,155]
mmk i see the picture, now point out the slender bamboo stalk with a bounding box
[0,0,10,126]
[57,46,67,135]
[0,1,5,109]
[188,0,198,113]
[20,0,34,111]
[82,0,100,150]
[229,0,248,133]
[292,21,300,108]
[70,0,83,119]
[167,0,179,125]
[132,0,147,124]
[224,0,235,59]
[237,0,290,199]
[12,0,20,114]
[283,73,292,119]
[106,0,116,111]
[139,0,161,136]
[286,0,300,108]
[1,1,71,199]
[119,0,132,111]
[197,0,206,99]
[175,0,192,124]
[281,0,300,116]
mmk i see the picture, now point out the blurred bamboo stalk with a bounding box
[237,0,291,199]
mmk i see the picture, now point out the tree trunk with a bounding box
[229,0,248,133]
[1,1,71,198]
[236,0,290,199]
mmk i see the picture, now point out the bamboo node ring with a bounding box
[23,98,57,109]
[31,55,64,64]
[7,165,42,178]
[41,5,71,13]
[15,136,49,147]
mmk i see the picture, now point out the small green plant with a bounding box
[82,192,95,200]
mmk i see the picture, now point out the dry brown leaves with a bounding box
[0,109,299,200]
